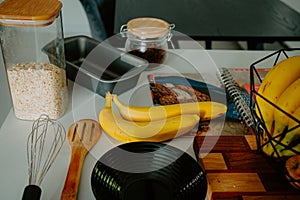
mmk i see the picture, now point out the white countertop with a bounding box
[1,49,300,199]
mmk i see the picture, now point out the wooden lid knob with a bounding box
[0,0,62,26]
[127,17,170,38]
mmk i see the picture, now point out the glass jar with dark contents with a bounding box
[121,17,174,68]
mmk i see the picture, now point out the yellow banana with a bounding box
[260,129,280,157]
[256,56,300,135]
[262,139,300,157]
[262,104,300,157]
[99,93,200,143]
[276,106,300,157]
[268,141,300,157]
[277,144,300,157]
[261,140,300,158]
[273,78,300,137]
[288,106,300,134]
[111,93,227,122]
[261,143,277,157]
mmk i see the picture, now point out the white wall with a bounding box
[60,0,91,37]
[281,0,300,13]
[280,0,300,48]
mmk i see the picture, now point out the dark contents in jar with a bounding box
[128,48,166,64]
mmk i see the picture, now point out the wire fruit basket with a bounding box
[249,48,300,190]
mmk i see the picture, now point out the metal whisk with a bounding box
[22,114,66,200]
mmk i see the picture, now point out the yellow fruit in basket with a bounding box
[112,93,227,122]
[261,129,300,158]
[277,106,300,157]
[288,106,300,134]
[260,135,277,157]
[264,77,300,158]
[273,78,300,137]
[99,92,200,142]
[256,56,300,135]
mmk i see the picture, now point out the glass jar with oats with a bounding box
[0,0,68,120]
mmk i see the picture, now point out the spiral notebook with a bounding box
[219,68,255,130]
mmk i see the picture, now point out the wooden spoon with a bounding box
[61,119,102,200]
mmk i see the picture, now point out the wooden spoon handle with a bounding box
[61,146,88,200]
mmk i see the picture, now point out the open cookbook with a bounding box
[146,68,270,137]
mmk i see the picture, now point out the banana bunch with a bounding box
[256,56,300,157]
[99,92,227,143]
[112,93,227,122]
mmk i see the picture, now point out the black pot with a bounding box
[91,142,207,200]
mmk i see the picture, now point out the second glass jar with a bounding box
[121,17,174,67]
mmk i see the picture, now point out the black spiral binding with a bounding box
[220,68,255,130]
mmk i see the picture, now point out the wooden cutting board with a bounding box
[193,135,300,200]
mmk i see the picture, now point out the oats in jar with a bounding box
[7,62,68,120]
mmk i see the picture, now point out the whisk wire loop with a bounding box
[26,114,66,186]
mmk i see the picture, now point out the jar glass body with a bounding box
[0,12,68,120]
[124,31,168,65]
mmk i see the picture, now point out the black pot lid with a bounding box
[91,142,207,200]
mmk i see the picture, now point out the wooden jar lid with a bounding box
[0,0,62,26]
[127,17,170,38]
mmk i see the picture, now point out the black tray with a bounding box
[43,35,148,96]
[91,142,207,200]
